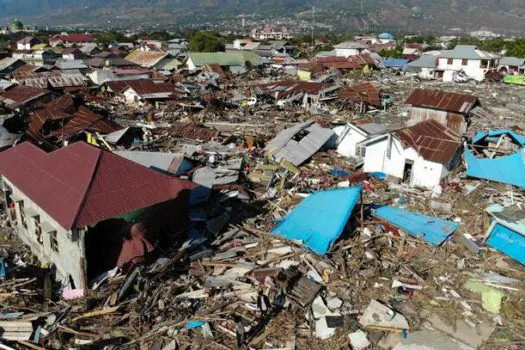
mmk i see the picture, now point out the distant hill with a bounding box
[1,0,525,34]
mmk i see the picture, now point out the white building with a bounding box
[332,121,389,159]
[359,120,461,189]
[333,41,369,58]
[436,45,499,82]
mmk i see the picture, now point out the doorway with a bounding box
[403,161,414,183]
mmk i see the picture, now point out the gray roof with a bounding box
[54,59,88,70]
[0,126,20,148]
[334,41,368,50]
[115,150,191,176]
[406,54,438,69]
[440,45,497,60]
[265,120,335,166]
[0,57,20,70]
[356,122,389,136]
[499,57,525,67]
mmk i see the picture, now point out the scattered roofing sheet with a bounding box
[465,130,525,188]
[125,50,169,68]
[271,186,361,255]
[188,52,263,68]
[0,142,195,230]
[486,204,525,265]
[265,120,335,166]
[170,123,219,141]
[338,82,381,107]
[394,120,461,164]
[262,80,333,100]
[405,88,478,114]
[373,206,460,246]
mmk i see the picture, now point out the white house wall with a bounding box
[332,124,367,158]
[362,137,446,188]
[437,58,492,82]
[5,178,86,289]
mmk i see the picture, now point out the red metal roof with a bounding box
[0,142,195,230]
[338,82,381,107]
[394,120,461,164]
[405,88,479,114]
[50,33,93,43]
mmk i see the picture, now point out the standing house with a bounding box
[0,142,194,288]
[360,120,462,188]
[333,42,369,58]
[436,45,499,82]
[404,55,438,79]
[120,79,180,105]
[405,88,479,134]
[498,57,525,75]
[17,36,42,51]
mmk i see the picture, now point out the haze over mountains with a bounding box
[1,0,525,33]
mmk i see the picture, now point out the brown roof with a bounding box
[123,79,178,96]
[125,50,168,68]
[105,80,134,94]
[405,88,479,114]
[0,142,195,230]
[0,85,49,108]
[338,82,381,107]
[170,123,219,141]
[394,120,461,164]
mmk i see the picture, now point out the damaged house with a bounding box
[262,80,341,109]
[359,120,462,188]
[405,88,479,134]
[337,81,385,114]
[0,141,194,289]
[27,94,120,148]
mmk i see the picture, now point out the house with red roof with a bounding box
[0,142,195,288]
[49,33,94,47]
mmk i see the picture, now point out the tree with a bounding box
[189,31,225,52]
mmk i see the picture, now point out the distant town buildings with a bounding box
[250,26,292,40]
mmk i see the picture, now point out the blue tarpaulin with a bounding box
[373,206,460,246]
[486,204,525,265]
[271,186,361,255]
[383,58,409,69]
[465,130,525,188]
[487,223,525,265]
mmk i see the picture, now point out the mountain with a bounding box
[1,0,525,34]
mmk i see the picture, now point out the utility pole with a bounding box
[311,6,315,47]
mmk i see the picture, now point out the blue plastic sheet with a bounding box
[271,186,361,255]
[487,223,525,265]
[373,206,460,246]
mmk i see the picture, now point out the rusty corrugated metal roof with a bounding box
[405,88,479,114]
[170,123,219,141]
[394,120,461,164]
[338,82,381,107]
[0,84,49,108]
[0,142,195,230]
